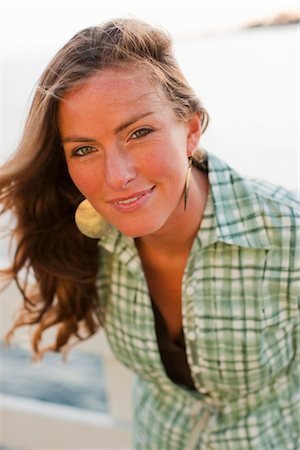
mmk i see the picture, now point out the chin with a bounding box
[119,228,153,239]
[117,221,162,239]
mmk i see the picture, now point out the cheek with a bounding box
[66,163,102,197]
[138,141,175,174]
[145,143,186,177]
[142,154,186,191]
[139,154,170,182]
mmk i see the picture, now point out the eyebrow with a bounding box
[61,111,155,144]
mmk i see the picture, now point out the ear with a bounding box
[186,112,202,158]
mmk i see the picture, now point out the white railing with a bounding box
[0,283,133,450]
[0,393,132,450]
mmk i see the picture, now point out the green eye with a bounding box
[72,146,96,157]
[131,128,152,139]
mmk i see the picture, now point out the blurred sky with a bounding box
[1,0,299,55]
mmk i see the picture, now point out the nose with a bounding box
[105,147,136,189]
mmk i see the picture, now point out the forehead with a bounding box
[60,68,166,113]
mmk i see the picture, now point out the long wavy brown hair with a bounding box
[0,18,209,357]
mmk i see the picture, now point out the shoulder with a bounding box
[250,177,299,212]
[249,178,300,237]
[249,179,300,280]
[206,151,299,249]
[207,150,299,224]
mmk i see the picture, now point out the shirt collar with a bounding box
[207,152,271,249]
[98,225,142,273]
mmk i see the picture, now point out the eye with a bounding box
[131,128,152,139]
[72,146,96,157]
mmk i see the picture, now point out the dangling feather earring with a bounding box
[75,199,112,239]
[184,156,193,211]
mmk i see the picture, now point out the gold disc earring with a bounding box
[75,199,112,239]
[184,156,193,211]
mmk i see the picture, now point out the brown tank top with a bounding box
[151,300,196,390]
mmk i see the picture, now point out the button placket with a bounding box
[182,281,205,393]
[183,285,215,397]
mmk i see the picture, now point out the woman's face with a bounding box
[58,68,201,238]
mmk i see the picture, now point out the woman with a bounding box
[1,18,299,450]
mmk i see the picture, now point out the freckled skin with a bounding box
[58,68,207,242]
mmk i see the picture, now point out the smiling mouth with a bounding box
[109,187,155,210]
[114,193,146,205]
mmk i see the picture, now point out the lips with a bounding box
[108,187,155,211]
[113,193,146,205]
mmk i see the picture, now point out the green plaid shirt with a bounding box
[98,152,300,450]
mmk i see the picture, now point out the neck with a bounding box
[135,169,209,259]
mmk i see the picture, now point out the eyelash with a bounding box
[71,146,96,157]
[131,128,153,139]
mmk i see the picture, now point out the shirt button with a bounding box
[192,366,201,375]
[198,387,209,394]
[147,341,157,350]
[187,331,196,341]
[186,286,195,295]
[163,384,173,393]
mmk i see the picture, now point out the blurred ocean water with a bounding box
[0,341,108,412]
